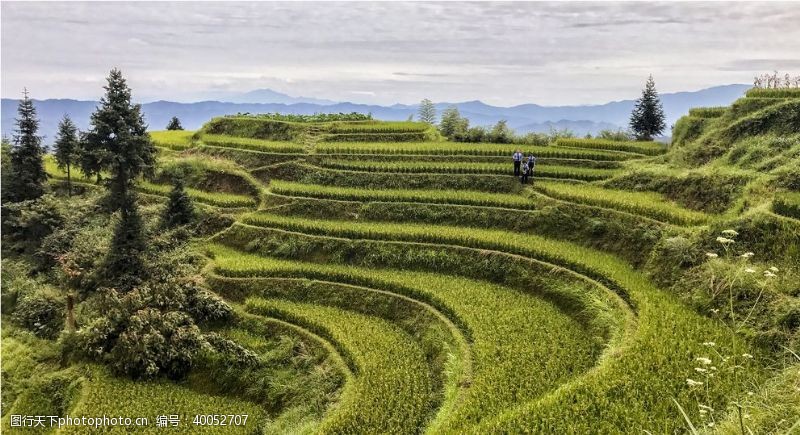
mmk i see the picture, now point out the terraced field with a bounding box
[19,94,799,434]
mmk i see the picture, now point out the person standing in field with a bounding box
[512,149,523,176]
[527,154,537,183]
[520,160,530,184]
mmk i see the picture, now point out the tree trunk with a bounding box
[66,293,76,332]
[67,165,72,197]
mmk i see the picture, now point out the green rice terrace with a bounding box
[3,89,800,434]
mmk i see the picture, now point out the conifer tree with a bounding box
[162,178,194,227]
[418,99,437,124]
[6,89,48,202]
[166,116,183,131]
[53,115,80,196]
[83,68,156,209]
[104,191,147,290]
[629,75,666,141]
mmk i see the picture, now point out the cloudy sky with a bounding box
[2,1,799,106]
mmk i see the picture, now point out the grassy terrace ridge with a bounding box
[317,159,620,181]
[138,180,257,208]
[199,134,306,153]
[327,120,431,133]
[268,180,540,210]
[533,180,712,225]
[554,137,667,156]
[149,130,196,151]
[314,141,639,160]
[245,298,434,434]
[207,244,606,432]
[206,215,766,433]
[310,153,625,169]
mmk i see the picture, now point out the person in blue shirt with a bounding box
[527,154,537,181]
[512,149,523,176]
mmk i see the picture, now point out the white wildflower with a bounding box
[769,266,779,272]
[710,366,717,371]
[764,270,776,278]
[716,236,735,244]
[706,252,719,258]
[747,391,754,396]
[721,229,739,237]
[740,252,754,259]
[744,267,756,273]
[702,341,716,347]
[742,353,754,359]
[696,357,712,365]
[699,404,715,411]
[695,367,708,373]
[687,378,704,387]
[710,308,719,314]
[707,422,715,428]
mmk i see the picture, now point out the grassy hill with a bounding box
[5,100,799,433]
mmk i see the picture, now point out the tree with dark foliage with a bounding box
[6,89,48,202]
[166,116,184,131]
[162,178,194,227]
[629,75,666,141]
[82,68,156,209]
[103,191,147,290]
[53,115,81,196]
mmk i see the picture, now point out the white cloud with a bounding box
[1,1,799,105]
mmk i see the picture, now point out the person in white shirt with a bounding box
[512,149,523,176]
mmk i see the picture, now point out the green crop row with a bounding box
[245,297,435,434]
[269,180,537,209]
[318,159,618,181]
[199,134,305,154]
[61,365,265,434]
[312,153,624,169]
[320,132,431,143]
[773,192,800,219]
[328,121,430,133]
[149,130,196,151]
[315,142,636,160]
[257,162,523,194]
[209,244,605,432]
[139,181,257,208]
[554,138,666,156]
[533,180,711,225]
[745,87,800,98]
[688,107,727,118]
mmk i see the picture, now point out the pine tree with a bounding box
[629,75,666,141]
[166,116,183,131]
[6,89,48,202]
[104,191,147,290]
[418,99,437,124]
[438,106,469,138]
[53,115,80,196]
[162,178,194,227]
[83,68,156,209]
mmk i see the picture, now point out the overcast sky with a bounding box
[2,1,799,106]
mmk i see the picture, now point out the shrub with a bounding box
[12,287,65,339]
[1,194,65,255]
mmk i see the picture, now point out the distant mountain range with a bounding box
[1,84,750,145]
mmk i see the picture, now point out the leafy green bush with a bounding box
[12,287,65,339]
[1,194,65,255]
